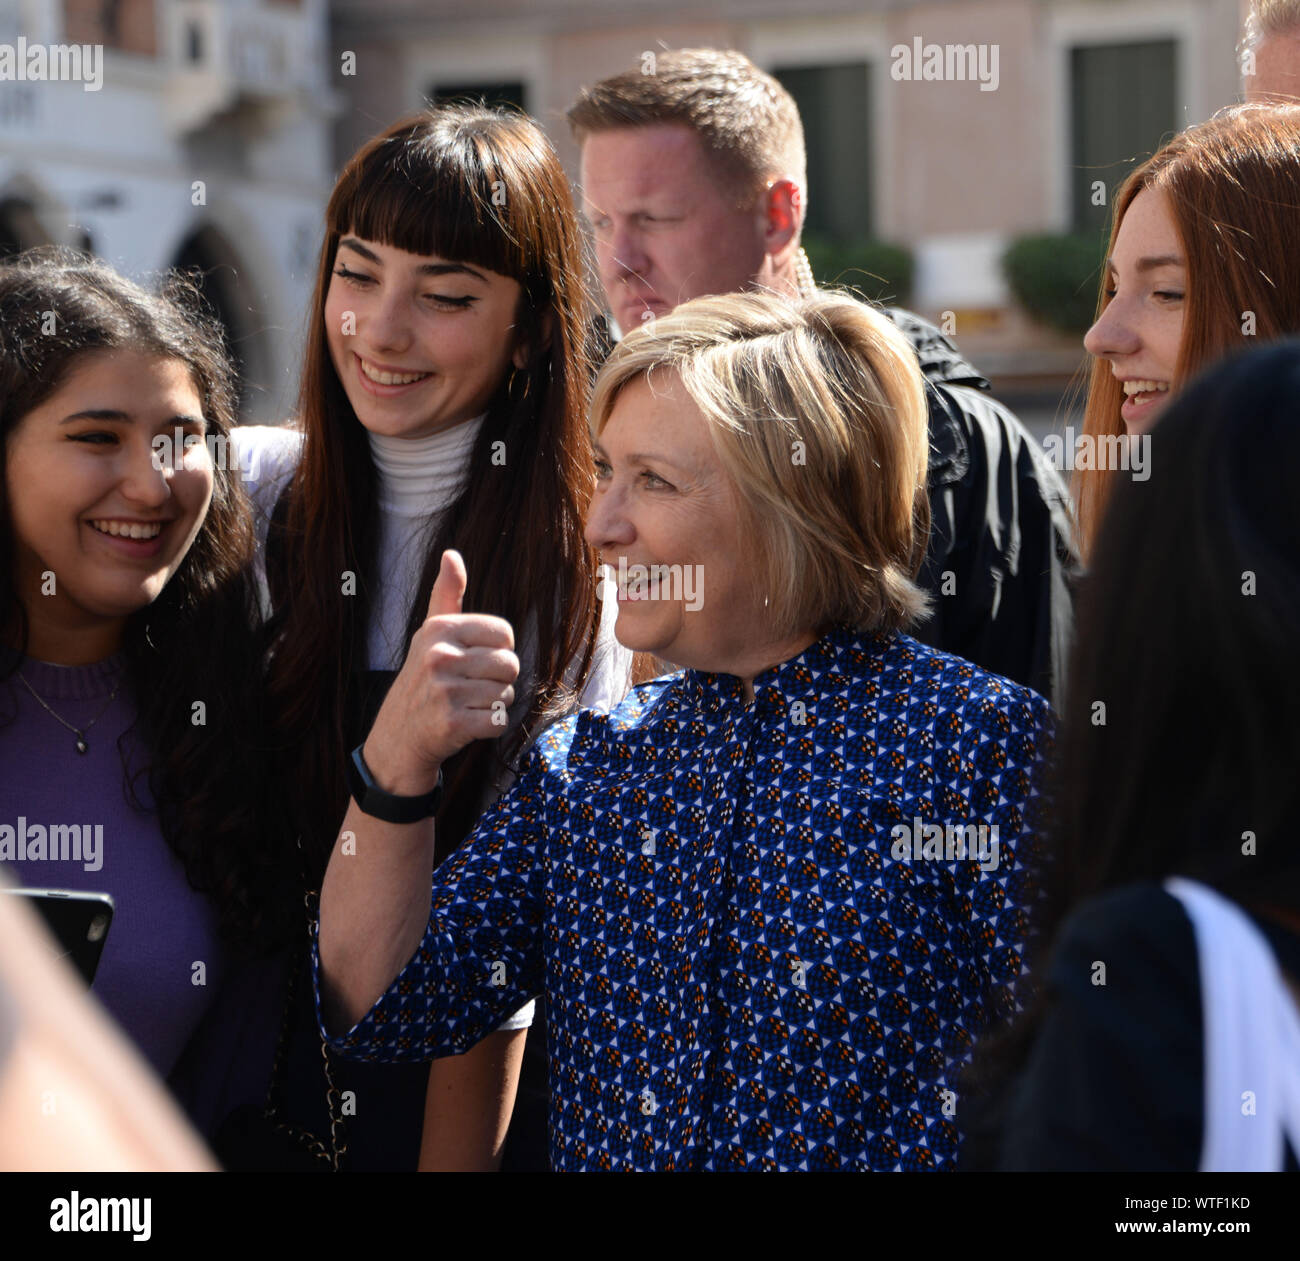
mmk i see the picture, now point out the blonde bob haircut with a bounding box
[589,290,932,639]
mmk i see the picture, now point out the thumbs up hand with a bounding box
[361,550,520,799]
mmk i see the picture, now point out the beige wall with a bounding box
[880,0,1050,242]
[64,0,158,54]
[330,36,411,161]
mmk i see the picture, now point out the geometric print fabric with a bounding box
[316,625,1053,1170]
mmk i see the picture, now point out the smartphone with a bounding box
[0,888,114,986]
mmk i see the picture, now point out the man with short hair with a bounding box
[1244,0,1300,100]
[569,48,1077,704]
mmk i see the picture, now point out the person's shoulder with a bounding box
[871,312,1074,534]
[987,882,1204,1171]
[529,671,686,772]
[232,424,304,508]
[862,634,1053,810]
[876,305,1064,493]
[586,671,683,739]
[1048,883,1199,998]
[880,305,988,388]
[607,672,683,723]
[879,632,1052,728]
[1038,884,1204,1111]
[1054,883,1198,953]
[931,378,1071,504]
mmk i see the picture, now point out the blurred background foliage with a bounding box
[1002,232,1107,335]
[803,231,915,306]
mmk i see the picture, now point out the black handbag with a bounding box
[213,876,348,1171]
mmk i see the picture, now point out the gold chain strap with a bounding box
[262,843,349,1171]
[309,895,350,1170]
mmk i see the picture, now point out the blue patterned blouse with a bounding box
[315,625,1053,1171]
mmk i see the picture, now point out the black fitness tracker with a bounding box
[347,743,443,824]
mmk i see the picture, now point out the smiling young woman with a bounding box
[0,248,292,1109]
[6,350,214,664]
[230,104,631,1172]
[1076,103,1300,560]
[323,236,527,441]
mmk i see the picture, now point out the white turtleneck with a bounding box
[367,416,484,518]
[234,417,630,700]
[366,416,485,670]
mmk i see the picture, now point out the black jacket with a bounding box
[882,307,1078,705]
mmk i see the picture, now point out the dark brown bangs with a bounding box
[327,117,533,283]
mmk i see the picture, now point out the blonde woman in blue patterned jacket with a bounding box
[313,289,1053,1172]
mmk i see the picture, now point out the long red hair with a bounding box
[1077,103,1300,558]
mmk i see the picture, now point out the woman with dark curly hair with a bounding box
[0,248,291,1097]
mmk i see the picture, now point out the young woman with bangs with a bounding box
[1075,102,1300,560]
[228,104,630,1171]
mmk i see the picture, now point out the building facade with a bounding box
[328,0,1250,384]
[0,0,338,422]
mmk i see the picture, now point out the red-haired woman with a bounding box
[1075,102,1300,560]
[230,105,629,1171]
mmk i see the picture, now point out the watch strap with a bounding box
[347,743,443,824]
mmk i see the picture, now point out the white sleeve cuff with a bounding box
[493,999,536,1032]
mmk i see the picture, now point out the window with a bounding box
[64,0,158,56]
[0,198,50,259]
[774,63,873,241]
[1071,41,1177,233]
[172,227,267,420]
[427,81,527,113]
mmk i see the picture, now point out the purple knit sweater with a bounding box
[0,653,226,1078]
